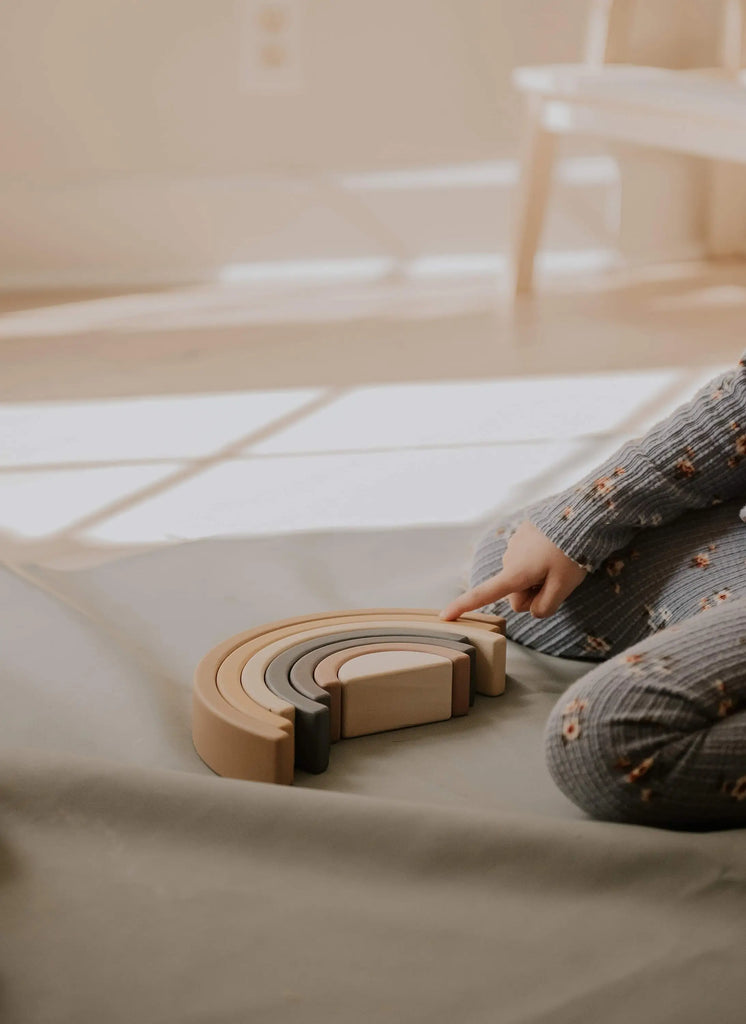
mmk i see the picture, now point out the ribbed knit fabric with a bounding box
[525,350,746,573]
[544,596,746,831]
[464,352,746,830]
[470,497,746,661]
[471,497,746,830]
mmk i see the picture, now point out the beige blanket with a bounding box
[3,523,746,1023]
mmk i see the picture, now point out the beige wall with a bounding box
[0,0,726,288]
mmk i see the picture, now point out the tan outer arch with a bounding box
[193,608,505,784]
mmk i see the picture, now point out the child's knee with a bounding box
[543,670,660,824]
[542,658,738,828]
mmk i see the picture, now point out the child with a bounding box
[440,349,746,831]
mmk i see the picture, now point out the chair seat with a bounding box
[513,64,746,126]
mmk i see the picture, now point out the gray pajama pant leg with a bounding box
[468,498,746,829]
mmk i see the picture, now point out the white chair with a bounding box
[510,0,746,296]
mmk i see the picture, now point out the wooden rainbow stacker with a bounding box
[193,607,507,784]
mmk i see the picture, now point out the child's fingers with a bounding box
[510,587,539,613]
[529,575,574,619]
[439,571,526,620]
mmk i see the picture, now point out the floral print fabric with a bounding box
[526,351,746,574]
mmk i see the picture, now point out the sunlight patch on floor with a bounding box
[82,441,594,544]
[1,464,181,540]
[0,367,704,556]
[250,371,682,455]
[0,389,323,467]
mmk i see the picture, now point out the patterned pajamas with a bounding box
[468,351,746,830]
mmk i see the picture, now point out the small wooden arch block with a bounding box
[314,642,472,740]
[336,649,454,738]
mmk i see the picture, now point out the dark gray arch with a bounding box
[290,634,475,707]
[264,627,476,773]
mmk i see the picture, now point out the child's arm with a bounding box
[526,350,746,572]
[441,350,746,621]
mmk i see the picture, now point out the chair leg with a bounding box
[706,160,746,259]
[509,98,556,298]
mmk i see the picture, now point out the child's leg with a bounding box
[544,596,746,830]
[468,497,746,660]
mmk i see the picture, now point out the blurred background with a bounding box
[0,0,735,287]
[2,0,745,578]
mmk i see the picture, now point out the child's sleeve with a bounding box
[527,350,746,573]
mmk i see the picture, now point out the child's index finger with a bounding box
[439,571,516,620]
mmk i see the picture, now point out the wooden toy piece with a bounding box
[232,614,505,720]
[206,613,502,779]
[252,626,474,773]
[336,650,454,738]
[190,699,293,786]
[313,641,472,741]
[192,664,294,785]
[264,659,331,776]
[289,633,476,708]
[192,608,506,784]
[293,634,476,743]
[230,615,502,727]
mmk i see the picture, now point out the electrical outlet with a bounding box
[240,0,304,94]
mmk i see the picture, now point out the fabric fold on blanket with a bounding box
[4,527,746,1024]
[2,751,746,1024]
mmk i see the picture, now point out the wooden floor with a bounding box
[1,259,745,570]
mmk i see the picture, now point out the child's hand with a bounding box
[439,520,588,621]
